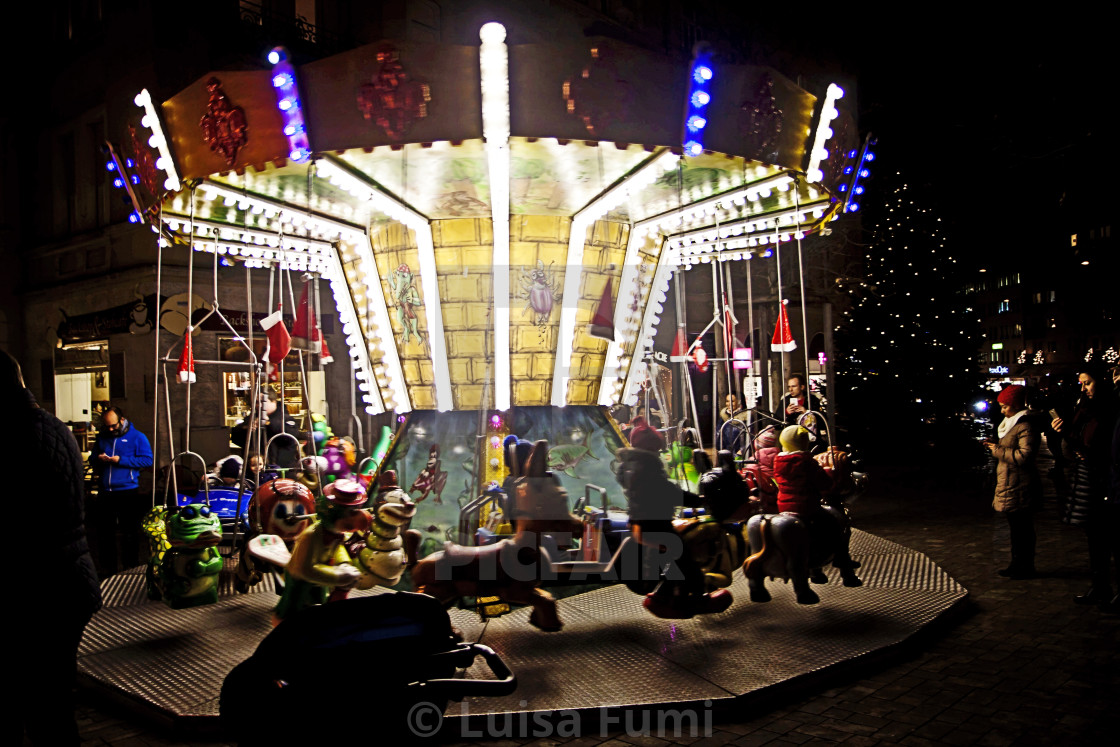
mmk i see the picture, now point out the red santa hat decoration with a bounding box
[291,278,333,365]
[771,299,797,353]
[260,306,292,382]
[177,327,196,383]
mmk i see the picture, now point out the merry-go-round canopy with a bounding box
[137,24,857,415]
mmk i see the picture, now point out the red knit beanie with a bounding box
[628,418,666,452]
[997,385,1026,412]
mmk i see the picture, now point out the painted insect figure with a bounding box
[520,260,561,327]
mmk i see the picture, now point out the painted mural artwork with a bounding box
[435,158,490,216]
[389,263,424,346]
[382,407,627,569]
[409,444,449,504]
[519,260,561,329]
[547,428,598,479]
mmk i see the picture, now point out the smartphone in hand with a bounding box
[1049,409,1060,421]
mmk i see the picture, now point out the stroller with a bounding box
[220,592,516,744]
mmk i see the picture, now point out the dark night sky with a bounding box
[850,17,1111,251]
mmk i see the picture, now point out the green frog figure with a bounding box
[150,503,224,609]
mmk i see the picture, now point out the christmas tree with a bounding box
[834,167,982,459]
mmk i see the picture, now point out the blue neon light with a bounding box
[269,46,311,163]
[683,55,714,157]
[686,115,707,132]
[113,178,123,188]
[106,161,116,171]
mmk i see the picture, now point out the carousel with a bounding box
[80,24,967,735]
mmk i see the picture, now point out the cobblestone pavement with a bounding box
[72,453,1120,746]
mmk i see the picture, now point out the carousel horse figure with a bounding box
[411,440,583,631]
[615,421,734,619]
[743,426,862,605]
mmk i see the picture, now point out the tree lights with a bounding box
[268,47,312,163]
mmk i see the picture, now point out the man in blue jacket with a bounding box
[89,405,153,574]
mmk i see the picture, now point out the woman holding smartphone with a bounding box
[985,385,1041,579]
[1052,363,1118,606]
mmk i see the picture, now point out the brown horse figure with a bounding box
[411,440,583,631]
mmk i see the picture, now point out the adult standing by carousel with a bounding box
[2,350,101,744]
[1052,363,1118,606]
[89,404,153,574]
[984,385,1041,579]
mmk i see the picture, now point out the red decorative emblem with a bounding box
[357,47,431,140]
[739,74,784,162]
[127,123,161,197]
[199,77,248,166]
[562,45,631,137]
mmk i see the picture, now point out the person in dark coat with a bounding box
[2,349,102,745]
[261,391,300,470]
[1053,362,1118,605]
[1103,415,1120,613]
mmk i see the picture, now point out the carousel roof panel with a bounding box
[159,38,822,182]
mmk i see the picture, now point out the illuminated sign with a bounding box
[991,343,1003,350]
[989,366,1009,375]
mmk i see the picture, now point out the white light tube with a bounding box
[134,89,181,192]
[315,156,451,410]
[805,83,844,184]
[552,149,678,406]
[480,22,511,411]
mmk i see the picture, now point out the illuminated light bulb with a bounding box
[684,141,703,157]
[268,49,283,64]
[279,99,294,111]
[686,115,707,131]
[272,74,289,88]
[694,65,713,82]
[691,90,711,107]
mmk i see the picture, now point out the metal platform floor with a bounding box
[78,529,968,730]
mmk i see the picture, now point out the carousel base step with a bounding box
[78,529,968,734]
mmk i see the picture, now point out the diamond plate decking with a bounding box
[78,529,968,729]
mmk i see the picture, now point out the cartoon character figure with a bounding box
[351,471,422,588]
[236,478,317,592]
[389,263,424,345]
[147,504,224,609]
[519,260,561,327]
[410,444,448,504]
[273,480,370,625]
[321,438,353,483]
